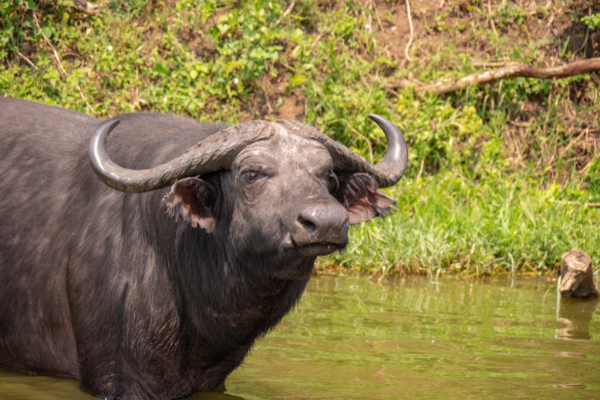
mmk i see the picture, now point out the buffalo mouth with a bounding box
[290,238,348,258]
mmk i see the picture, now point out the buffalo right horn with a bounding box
[273,115,408,188]
[89,119,274,193]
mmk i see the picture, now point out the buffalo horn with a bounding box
[89,119,274,193]
[365,114,409,188]
[275,114,408,188]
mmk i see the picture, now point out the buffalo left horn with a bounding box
[89,119,275,193]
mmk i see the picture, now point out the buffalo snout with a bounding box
[293,202,349,257]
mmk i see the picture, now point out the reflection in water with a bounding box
[2,276,600,400]
[0,368,243,400]
[557,298,599,340]
[187,385,245,400]
[554,384,587,389]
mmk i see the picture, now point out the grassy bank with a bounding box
[1,0,599,274]
[324,172,599,276]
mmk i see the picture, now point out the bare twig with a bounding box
[560,128,588,156]
[310,30,325,50]
[487,0,498,39]
[405,0,413,61]
[377,263,393,282]
[17,52,36,70]
[279,61,298,73]
[565,202,600,207]
[346,122,373,164]
[358,70,370,88]
[574,4,591,58]
[34,14,97,116]
[275,0,296,25]
[34,14,66,75]
[509,120,532,128]
[370,263,384,280]
[391,58,600,95]
[63,51,84,60]
[471,61,519,67]
[528,0,552,15]
[416,158,425,182]
[435,113,463,131]
[73,0,99,14]
[548,7,562,27]
[385,86,400,97]
[373,2,385,32]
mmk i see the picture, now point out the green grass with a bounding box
[322,172,600,276]
[1,0,599,275]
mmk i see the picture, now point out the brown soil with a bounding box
[372,0,600,66]
[239,73,306,121]
[357,0,599,181]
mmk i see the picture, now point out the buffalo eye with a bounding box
[245,171,259,182]
[328,171,339,193]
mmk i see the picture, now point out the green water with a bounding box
[1,276,599,399]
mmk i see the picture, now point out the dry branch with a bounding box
[392,58,600,95]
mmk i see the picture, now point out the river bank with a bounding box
[2,0,599,274]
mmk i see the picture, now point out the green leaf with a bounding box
[42,27,53,39]
[291,74,307,87]
[154,63,169,76]
[26,1,36,9]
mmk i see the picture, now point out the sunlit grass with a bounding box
[320,172,600,275]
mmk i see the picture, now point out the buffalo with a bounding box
[0,97,407,400]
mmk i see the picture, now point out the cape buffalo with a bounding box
[0,97,407,399]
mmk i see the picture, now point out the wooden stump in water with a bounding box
[559,250,599,299]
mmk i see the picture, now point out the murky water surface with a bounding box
[2,276,599,399]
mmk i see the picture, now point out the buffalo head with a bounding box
[88,115,408,278]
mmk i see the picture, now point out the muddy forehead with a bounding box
[234,126,332,168]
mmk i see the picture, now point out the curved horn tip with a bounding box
[365,113,408,188]
[104,119,121,136]
[91,120,121,146]
[367,114,399,129]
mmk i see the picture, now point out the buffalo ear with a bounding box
[332,173,397,225]
[162,177,218,231]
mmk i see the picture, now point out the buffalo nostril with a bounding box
[298,217,317,234]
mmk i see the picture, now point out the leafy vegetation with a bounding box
[582,12,600,30]
[323,172,599,277]
[1,0,598,275]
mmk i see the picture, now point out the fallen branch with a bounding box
[391,58,600,95]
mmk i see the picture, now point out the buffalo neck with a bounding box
[172,223,312,363]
